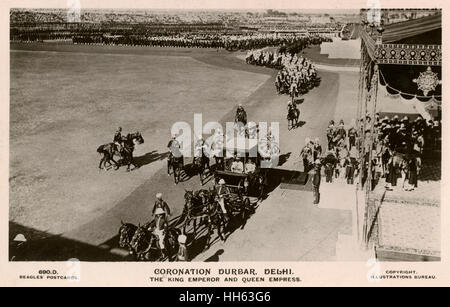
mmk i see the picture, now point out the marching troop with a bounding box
[246,49,319,100]
[70,33,326,51]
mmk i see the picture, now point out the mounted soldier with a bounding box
[152,193,171,222]
[113,127,123,151]
[235,104,248,126]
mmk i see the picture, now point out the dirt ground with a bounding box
[9,43,360,261]
[10,43,271,235]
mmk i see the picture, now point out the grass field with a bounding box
[10,45,270,234]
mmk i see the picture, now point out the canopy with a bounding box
[224,137,258,154]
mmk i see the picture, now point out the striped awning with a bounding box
[382,13,442,43]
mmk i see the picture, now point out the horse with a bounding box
[130,219,179,261]
[96,131,144,172]
[287,106,300,130]
[118,221,137,252]
[193,154,209,185]
[97,143,120,171]
[204,193,227,247]
[167,153,184,184]
[119,132,144,172]
[181,189,211,234]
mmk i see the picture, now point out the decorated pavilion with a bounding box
[357,9,441,261]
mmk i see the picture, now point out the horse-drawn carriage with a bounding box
[214,137,267,200]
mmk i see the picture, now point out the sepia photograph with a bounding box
[7,3,442,265]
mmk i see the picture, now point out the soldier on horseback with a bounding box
[235,104,247,126]
[194,135,210,170]
[113,127,123,152]
[152,193,171,223]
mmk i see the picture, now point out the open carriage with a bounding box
[214,137,268,200]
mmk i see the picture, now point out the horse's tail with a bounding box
[97,144,105,154]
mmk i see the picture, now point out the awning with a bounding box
[382,13,442,43]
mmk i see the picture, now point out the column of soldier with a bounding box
[246,49,319,99]
[70,32,314,50]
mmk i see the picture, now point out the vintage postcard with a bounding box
[0,0,449,287]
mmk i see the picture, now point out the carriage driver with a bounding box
[235,103,247,125]
[216,179,230,220]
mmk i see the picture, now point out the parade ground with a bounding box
[10,42,361,261]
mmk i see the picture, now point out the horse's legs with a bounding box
[217,219,225,241]
[98,155,105,170]
[206,222,212,248]
[110,157,119,170]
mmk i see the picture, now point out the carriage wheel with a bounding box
[217,215,226,241]
[237,179,245,197]
[199,168,205,185]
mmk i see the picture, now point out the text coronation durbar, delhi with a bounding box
[153,268,262,275]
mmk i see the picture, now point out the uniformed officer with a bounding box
[300,137,313,172]
[152,193,171,221]
[216,179,230,220]
[313,138,322,161]
[326,120,335,150]
[114,127,123,150]
[312,159,322,205]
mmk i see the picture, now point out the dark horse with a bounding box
[167,153,184,184]
[129,220,180,261]
[287,106,300,130]
[118,221,138,251]
[97,131,144,172]
[120,132,145,172]
[193,154,209,185]
[97,143,120,170]
[181,190,210,234]
[181,189,226,250]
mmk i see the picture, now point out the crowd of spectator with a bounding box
[319,114,441,192]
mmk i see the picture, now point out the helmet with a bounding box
[154,208,165,215]
[314,138,320,143]
[156,193,163,199]
[178,234,187,244]
[305,137,311,144]
[314,159,321,165]
[219,179,226,185]
[13,234,27,242]
[117,127,122,132]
